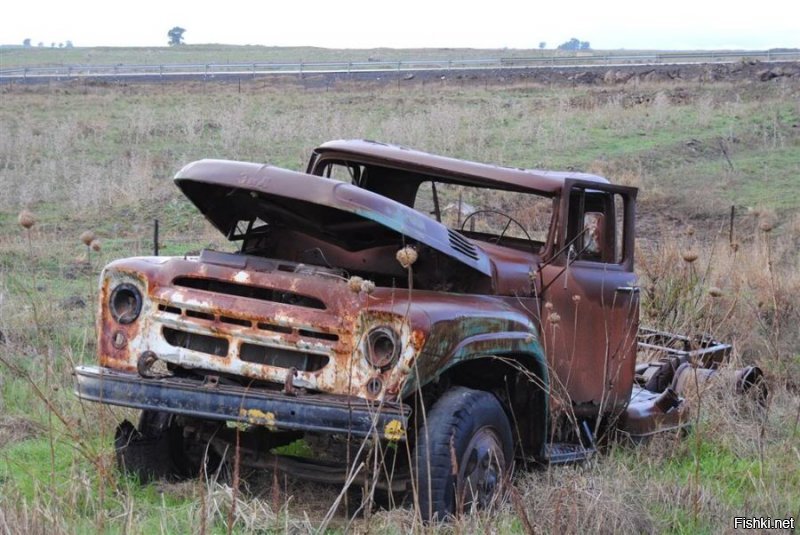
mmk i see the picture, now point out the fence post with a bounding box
[153,219,159,256]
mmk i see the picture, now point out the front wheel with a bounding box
[414,387,513,521]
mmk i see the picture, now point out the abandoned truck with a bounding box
[74,140,765,520]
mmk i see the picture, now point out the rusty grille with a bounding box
[173,276,326,310]
[162,327,229,356]
[239,343,329,371]
[156,303,339,343]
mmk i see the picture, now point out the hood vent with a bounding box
[447,229,479,260]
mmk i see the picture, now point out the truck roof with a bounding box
[314,139,610,194]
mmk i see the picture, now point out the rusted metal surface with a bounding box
[76,139,764,480]
[312,140,610,194]
[75,365,408,439]
[175,160,494,276]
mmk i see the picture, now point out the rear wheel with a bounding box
[414,387,513,521]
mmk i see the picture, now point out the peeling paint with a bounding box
[240,408,277,431]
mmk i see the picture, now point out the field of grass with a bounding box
[0,45,586,68]
[0,71,798,533]
[2,44,775,69]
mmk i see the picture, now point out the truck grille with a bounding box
[163,327,229,357]
[157,304,339,343]
[173,276,326,310]
[239,343,329,371]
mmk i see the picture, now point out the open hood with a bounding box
[174,159,492,276]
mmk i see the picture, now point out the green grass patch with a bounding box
[660,438,761,508]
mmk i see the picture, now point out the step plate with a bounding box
[545,442,596,464]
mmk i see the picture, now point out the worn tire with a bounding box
[114,418,180,481]
[115,411,228,482]
[414,387,513,521]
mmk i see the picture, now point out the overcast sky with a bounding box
[1,0,798,50]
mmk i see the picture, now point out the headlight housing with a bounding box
[109,283,143,324]
[365,327,400,369]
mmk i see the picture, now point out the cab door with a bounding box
[539,180,639,417]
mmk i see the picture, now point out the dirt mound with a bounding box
[323,60,800,89]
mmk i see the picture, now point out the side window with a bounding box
[566,188,626,264]
[318,161,364,185]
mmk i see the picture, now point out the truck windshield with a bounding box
[414,181,553,249]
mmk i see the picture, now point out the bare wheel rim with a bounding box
[456,425,506,511]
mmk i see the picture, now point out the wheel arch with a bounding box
[439,351,549,460]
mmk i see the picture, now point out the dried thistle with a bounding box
[686,225,695,237]
[80,230,96,246]
[548,312,561,325]
[572,294,581,304]
[360,279,376,295]
[395,246,418,269]
[544,301,554,310]
[708,286,724,298]
[347,276,364,293]
[681,250,699,263]
[18,209,36,229]
[730,242,740,252]
[90,239,101,252]
[759,220,774,233]
[528,268,537,284]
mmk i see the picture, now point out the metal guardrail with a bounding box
[1,50,798,79]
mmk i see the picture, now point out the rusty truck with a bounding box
[74,140,765,520]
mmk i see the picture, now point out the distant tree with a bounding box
[557,38,591,51]
[65,40,74,48]
[50,42,56,48]
[58,42,64,48]
[37,42,44,47]
[23,38,31,47]
[557,38,580,51]
[539,41,546,49]
[167,26,186,46]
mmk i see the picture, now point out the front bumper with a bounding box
[74,365,409,441]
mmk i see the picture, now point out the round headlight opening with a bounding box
[366,327,400,369]
[110,283,142,324]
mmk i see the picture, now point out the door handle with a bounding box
[615,286,640,293]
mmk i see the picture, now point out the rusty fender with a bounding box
[400,298,549,399]
[74,365,409,441]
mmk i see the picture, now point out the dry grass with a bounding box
[0,75,798,533]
